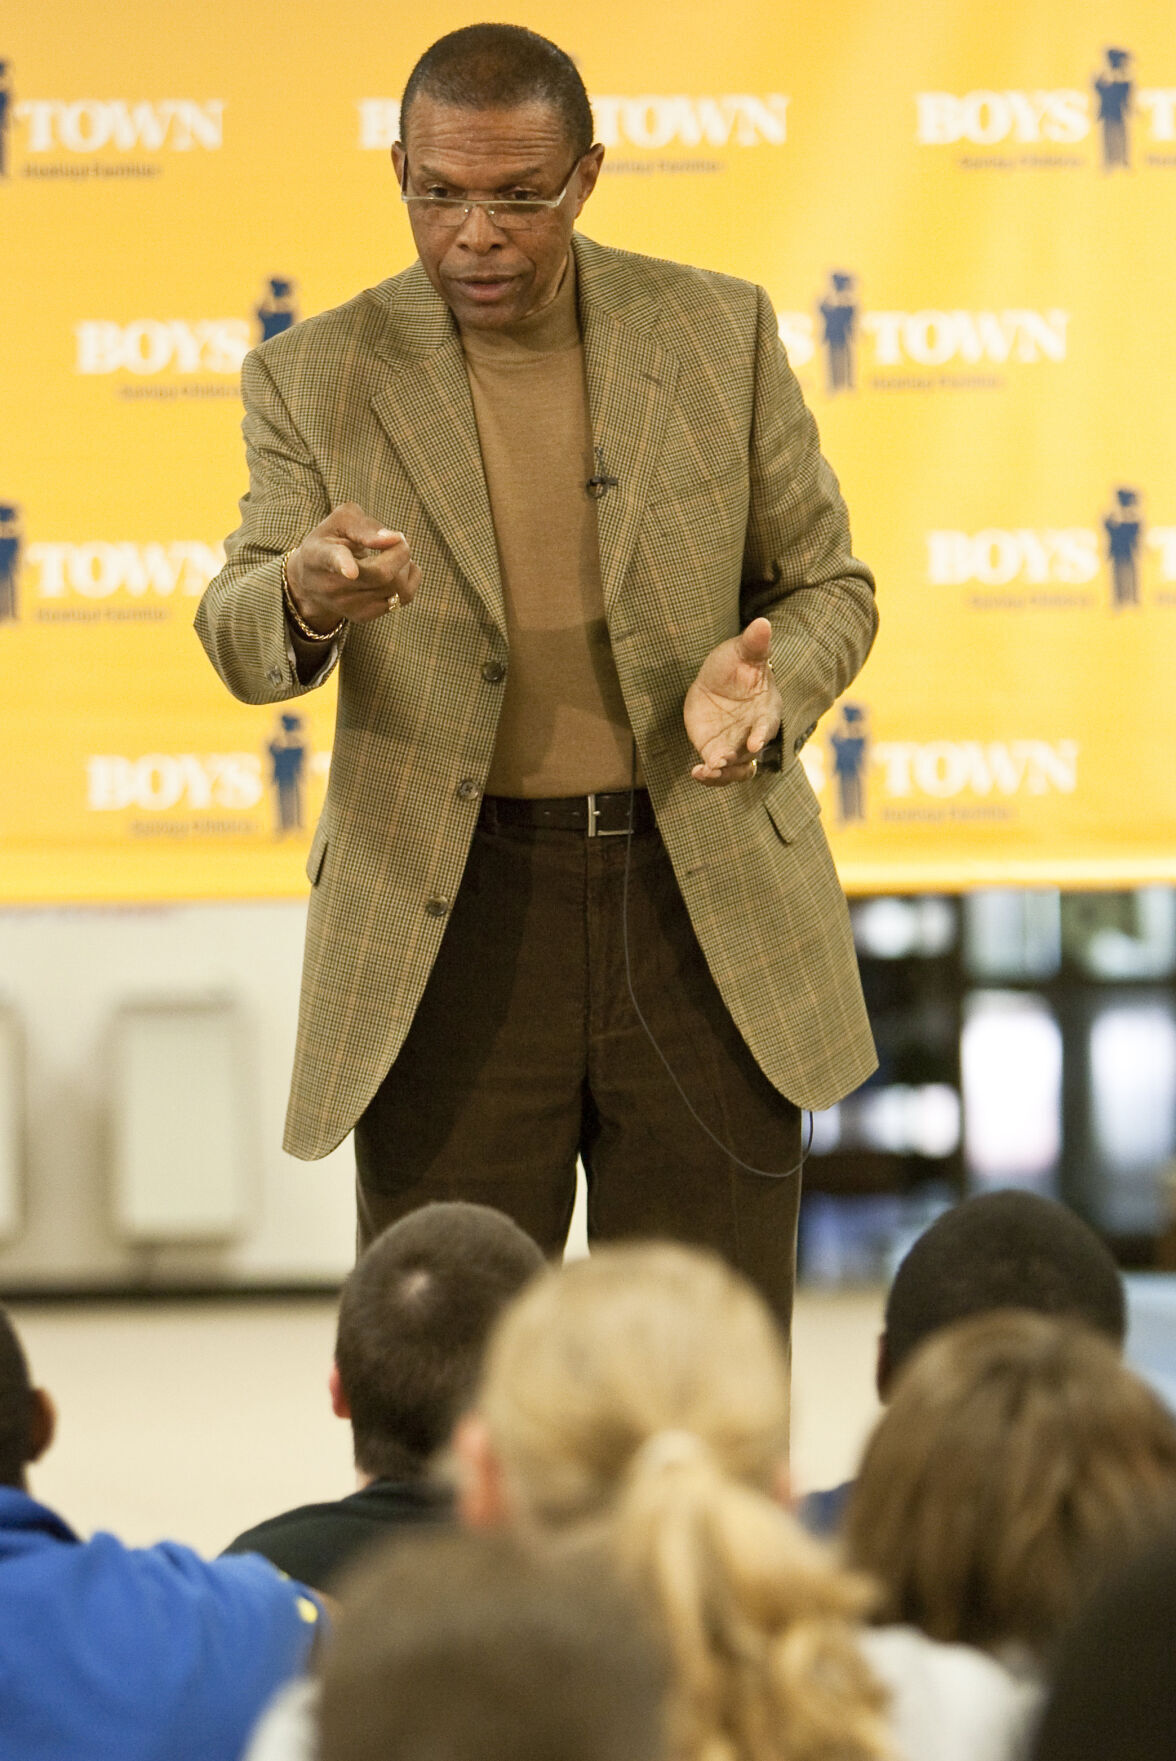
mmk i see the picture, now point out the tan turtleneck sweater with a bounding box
[460,258,637,797]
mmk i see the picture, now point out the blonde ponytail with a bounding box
[614,1436,891,1761]
[476,1244,894,1761]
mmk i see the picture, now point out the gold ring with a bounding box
[749,758,758,778]
[386,593,400,612]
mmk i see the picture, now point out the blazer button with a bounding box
[481,659,506,684]
[455,779,481,801]
[425,897,450,918]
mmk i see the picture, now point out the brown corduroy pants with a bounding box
[354,811,802,1331]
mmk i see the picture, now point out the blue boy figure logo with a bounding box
[0,62,12,179]
[829,703,869,823]
[1094,48,1133,170]
[819,272,857,394]
[256,278,298,343]
[267,713,307,834]
[1104,487,1143,608]
[0,504,22,623]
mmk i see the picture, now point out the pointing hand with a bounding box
[283,503,421,634]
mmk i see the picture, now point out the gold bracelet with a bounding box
[280,551,346,643]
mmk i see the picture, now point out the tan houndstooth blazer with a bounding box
[196,233,879,1159]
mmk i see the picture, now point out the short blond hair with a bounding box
[845,1309,1176,1656]
[477,1243,892,1761]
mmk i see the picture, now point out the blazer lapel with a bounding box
[370,281,506,634]
[366,241,679,633]
[577,238,679,613]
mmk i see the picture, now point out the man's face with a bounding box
[392,97,603,331]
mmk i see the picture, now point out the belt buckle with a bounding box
[586,792,631,838]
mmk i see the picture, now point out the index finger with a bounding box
[323,502,405,554]
[306,535,365,583]
[350,542,418,595]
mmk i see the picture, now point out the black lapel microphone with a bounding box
[586,446,619,500]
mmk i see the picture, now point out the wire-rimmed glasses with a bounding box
[399,157,583,232]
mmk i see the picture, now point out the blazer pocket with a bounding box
[305,820,329,885]
[764,762,823,845]
[645,462,747,510]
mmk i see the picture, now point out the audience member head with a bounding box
[459,1243,892,1761]
[399,24,595,157]
[845,1310,1176,1658]
[332,1202,543,1483]
[319,1527,668,1761]
[0,1305,53,1490]
[1030,1526,1176,1761]
[879,1190,1125,1396]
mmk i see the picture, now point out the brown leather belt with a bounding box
[478,789,655,837]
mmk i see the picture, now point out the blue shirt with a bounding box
[0,1487,323,1761]
[797,1478,854,1538]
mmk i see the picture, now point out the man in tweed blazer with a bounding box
[196,26,876,1324]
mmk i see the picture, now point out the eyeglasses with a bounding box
[400,157,582,232]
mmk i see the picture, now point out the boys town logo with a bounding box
[589,93,789,171]
[356,92,789,171]
[915,47,1176,170]
[0,507,225,624]
[74,276,299,398]
[0,61,224,180]
[86,715,328,839]
[805,703,1080,828]
[926,488,1176,611]
[776,273,1068,393]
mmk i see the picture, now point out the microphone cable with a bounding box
[618,743,811,1181]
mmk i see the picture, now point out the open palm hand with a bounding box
[683,617,782,786]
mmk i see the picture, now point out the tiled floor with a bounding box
[9,1286,885,1555]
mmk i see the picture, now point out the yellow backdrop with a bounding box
[3,0,1174,901]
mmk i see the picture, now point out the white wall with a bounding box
[0,903,356,1287]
